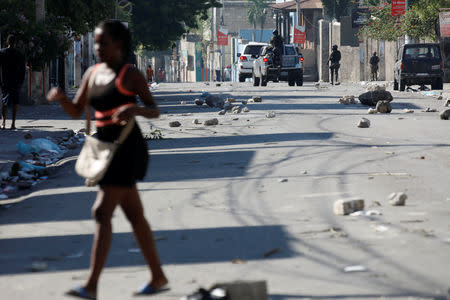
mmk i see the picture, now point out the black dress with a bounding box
[88,64,149,187]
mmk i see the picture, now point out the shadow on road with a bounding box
[0,225,295,275]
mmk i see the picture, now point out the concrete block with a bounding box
[333,198,365,215]
[214,280,267,300]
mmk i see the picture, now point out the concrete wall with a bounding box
[317,19,399,83]
[318,19,329,82]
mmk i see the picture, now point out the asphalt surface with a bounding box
[1,81,449,300]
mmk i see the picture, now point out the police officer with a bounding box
[328,45,341,85]
[270,29,284,67]
[370,52,379,81]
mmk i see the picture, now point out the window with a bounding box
[284,46,297,55]
[404,45,441,59]
[244,45,263,55]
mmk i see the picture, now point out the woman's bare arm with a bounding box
[47,66,94,118]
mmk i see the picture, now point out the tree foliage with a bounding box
[359,0,450,41]
[131,0,221,50]
[321,0,351,20]
[0,0,114,68]
[247,0,269,41]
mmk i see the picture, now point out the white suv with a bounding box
[237,42,270,82]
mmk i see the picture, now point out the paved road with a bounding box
[1,81,449,300]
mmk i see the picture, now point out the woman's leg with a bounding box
[83,186,123,295]
[120,185,168,288]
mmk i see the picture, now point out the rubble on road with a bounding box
[226,98,236,103]
[333,198,365,215]
[357,118,371,128]
[445,99,450,107]
[403,108,414,113]
[344,265,368,273]
[440,109,450,120]
[180,100,186,105]
[376,101,392,113]
[223,102,233,110]
[368,108,377,114]
[169,121,181,127]
[194,98,204,106]
[218,110,226,115]
[205,94,224,108]
[359,90,393,106]
[266,111,276,118]
[242,107,250,113]
[252,96,262,102]
[192,119,200,124]
[338,95,357,105]
[424,107,438,112]
[388,192,407,206]
[204,118,219,126]
[241,100,248,105]
[366,83,387,92]
[232,106,242,114]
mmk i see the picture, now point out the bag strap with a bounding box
[85,64,135,144]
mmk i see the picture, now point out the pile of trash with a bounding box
[0,130,85,199]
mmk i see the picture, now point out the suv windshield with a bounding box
[244,45,263,55]
[404,45,440,60]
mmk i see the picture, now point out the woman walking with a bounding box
[47,20,168,300]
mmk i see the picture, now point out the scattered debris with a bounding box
[192,119,201,125]
[216,83,221,87]
[241,100,248,105]
[301,170,308,174]
[359,90,393,106]
[388,192,407,206]
[194,99,204,106]
[205,94,224,108]
[344,265,368,273]
[333,198,365,215]
[440,109,450,120]
[232,106,242,114]
[180,101,187,105]
[204,118,219,126]
[252,96,262,102]
[263,247,281,258]
[278,178,288,183]
[376,101,392,113]
[366,83,386,92]
[226,98,236,103]
[242,107,250,113]
[28,261,47,272]
[367,108,377,114]
[338,95,356,105]
[403,108,414,113]
[24,133,33,139]
[232,118,239,121]
[357,118,371,128]
[169,121,181,127]
[445,99,450,107]
[424,107,437,112]
[350,210,382,217]
[266,111,276,118]
[231,259,247,264]
[419,156,425,159]
[218,110,226,115]
[372,225,389,232]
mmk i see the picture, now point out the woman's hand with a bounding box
[112,105,137,125]
[47,87,66,102]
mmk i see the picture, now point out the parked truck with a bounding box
[252,44,303,87]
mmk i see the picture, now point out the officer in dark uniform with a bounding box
[328,45,341,85]
[270,29,284,68]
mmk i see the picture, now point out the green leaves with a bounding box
[131,0,221,50]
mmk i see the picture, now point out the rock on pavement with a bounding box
[440,109,450,120]
[359,90,393,106]
[333,198,365,215]
[357,118,371,128]
[388,192,407,206]
[169,121,181,127]
[204,118,219,126]
[376,101,392,113]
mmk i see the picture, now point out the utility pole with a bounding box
[295,0,301,26]
[405,0,411,44]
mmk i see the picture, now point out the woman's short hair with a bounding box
[7,34,16,46]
